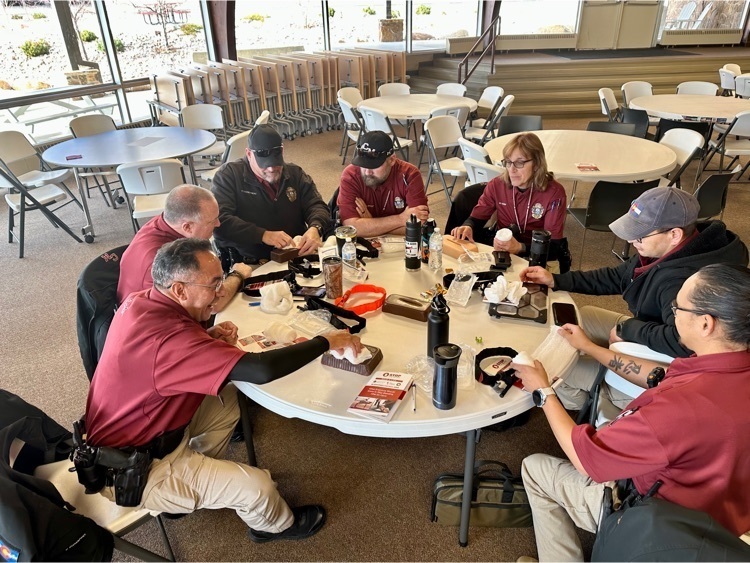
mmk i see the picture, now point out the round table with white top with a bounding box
[217,245,576,546]
[630,94,750,123]
[485,129,677,183]
[358,94,478,121]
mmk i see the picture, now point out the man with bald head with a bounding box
[117,184,252,311]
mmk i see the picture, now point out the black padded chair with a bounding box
[497,115,543,137]
[654,118,711,145]
[693,171,735,221]
[620,108,651,139]
[567,179,660,268]
[586,121,637,136]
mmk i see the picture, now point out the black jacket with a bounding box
[211,158,331,262]
[552,221,748,357]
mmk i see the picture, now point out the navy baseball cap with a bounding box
[248,125,284,168]
[610,187,700,241]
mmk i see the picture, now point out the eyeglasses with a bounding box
[170,275,225,293]
[634,229,671,244]
[251,146,283,158]
[355,146,394,159]
[500,159,532,170]
[670,299,710,317]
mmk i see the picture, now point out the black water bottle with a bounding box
[529,229,551,268]
[405,214,421,271]
[427,293,450,358]
[433,343,462,410]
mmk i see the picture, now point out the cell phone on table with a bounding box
[552,302,578,326]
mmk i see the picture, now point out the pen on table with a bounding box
[411,382,417,412]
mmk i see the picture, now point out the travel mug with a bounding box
[433,343,462,410]
[529,229,551,268]
[322,256,343,299]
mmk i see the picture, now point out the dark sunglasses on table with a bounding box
[251,146,283,158]
[355,146,394,159]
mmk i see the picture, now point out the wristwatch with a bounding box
[310,224,324,238]
[532,387,556,407]
[226,270,244,293]
[615,321,625,339]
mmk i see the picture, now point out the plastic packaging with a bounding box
[287,309,334,337]
[428,228,443,272]
[445,273,477,307]
[406,345,476,396]
[342,237,357,269]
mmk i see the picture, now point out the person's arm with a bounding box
[344,210,414,237]
[552,258,632,295]
[211,163,267,246]
[558,324,667,389]
[213,264,253,313]
[297,170,331,236]
[229,336,329,384]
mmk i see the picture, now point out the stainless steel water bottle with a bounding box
[433,343,462,410]
[405,214,421,271]
[427,293,450,358]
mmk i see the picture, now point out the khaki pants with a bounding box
[555,306,633,412]
[522,453,612,562]
[105,384,294,532]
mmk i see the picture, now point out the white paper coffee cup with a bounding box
[495,228,513,242]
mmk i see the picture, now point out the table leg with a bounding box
[187,156,198,184]
[238,393,257,467]
[459,428,478,547]
[73,168,95,242]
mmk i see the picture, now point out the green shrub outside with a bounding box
[32,12,46,19]
[362,6,375,15]
[79,29,97,42]
[20,39,50,58]
[328,7,335,17]
[416,5,431,15]
[97,38,125,52]
[11,14,22,20]
[242,13,265,23]
[180,23,203,35]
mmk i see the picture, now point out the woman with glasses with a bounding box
[451,132,567,263]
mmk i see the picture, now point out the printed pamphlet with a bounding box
[347,370,413,423]
[575,163,599,172]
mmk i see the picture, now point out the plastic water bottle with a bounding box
[429,228,443,272]
[342,237,357,269]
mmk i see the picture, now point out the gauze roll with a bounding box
[259,282,293,314]
[263,322,297,343]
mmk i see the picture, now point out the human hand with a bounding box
[322,330,362,355]
[208,321,239,345]
[558,323,595,354]
[609,325,624,345]
[297,228,323,256]
[406,204,430,222]
[519,266,554,287]
[355,197,372,218]
[511,360,550,393]
[262,230,294,249]
[494,235,523,255]
[451,225,474,241]
[231,263,253,280]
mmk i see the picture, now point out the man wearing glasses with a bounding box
[86,238,362,543]
[117,184,251,312]
[521,187,747,413]
[337,131,428,237]
[212,125,331,263]
[512,263,750,561]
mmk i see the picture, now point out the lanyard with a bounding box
[512,186,533,235]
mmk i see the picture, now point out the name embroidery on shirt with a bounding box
[286,187,297,202]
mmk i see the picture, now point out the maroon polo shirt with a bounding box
[338,159,427,221]
[116,214,182,304]
[572,350,750,536]
[86,288,245,449]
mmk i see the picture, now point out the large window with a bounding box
[328,1,407,49]
[663,0,748,30]
[499,0,580,34]
[411,2,480,52]
[234,1,324,54]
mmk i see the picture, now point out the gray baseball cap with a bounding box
[609,187,700,241]
[248,125,284,168]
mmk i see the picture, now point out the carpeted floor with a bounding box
[2,116,749,561]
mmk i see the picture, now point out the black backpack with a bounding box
[0,415,114,561]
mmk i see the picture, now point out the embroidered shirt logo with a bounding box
[394,196,405,209]
[286,187,297,202]
[531,202,545,220]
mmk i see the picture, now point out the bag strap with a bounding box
[299,296,367,334]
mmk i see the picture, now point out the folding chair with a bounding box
[436,82,467,97]
[598,88,620,122]
[200,128,252,183]
[338,97,364,165]
[423,115,467,204]
[464,94,515,145]
[116,159,186,233]
[586,121,637,136]
[180,104,227,174]
[657,129,705,190]
[693,171,736,221]
[458,137,492,164]
[359,106,413,161]
[69,114,120,207]
[462,158,503,185]
[469,86,504,128]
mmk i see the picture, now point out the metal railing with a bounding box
[458,12,501,84]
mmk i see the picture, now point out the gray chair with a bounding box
[497,115,543,136]
[693,171,735,221]
[586,121,637,136]
[620,108,651,139]
[567,179,659,267]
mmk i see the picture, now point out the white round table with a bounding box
[485,129,677,183]
[630,94,750,123]
[217,245,575,546]
[43,127,216,241]
[358,94,478,121]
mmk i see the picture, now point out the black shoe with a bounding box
[161,512,188,520]
[247,505,326,543]
[230,428,245,443]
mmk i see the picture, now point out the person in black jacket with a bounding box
[521,187,748,411]
[211,125,331,264]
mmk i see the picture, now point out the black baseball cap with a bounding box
[248,125,284,168]
[352,131,395,169]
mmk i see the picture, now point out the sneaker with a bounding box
[247,505,326,543]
